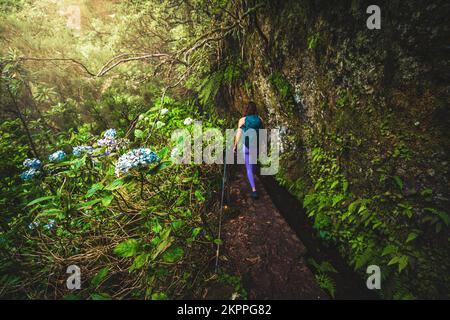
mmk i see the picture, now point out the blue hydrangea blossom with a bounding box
[73,145,94,157]
[97,128,129,153]
[20,168,40,181]
[104,128,117,138]
[98,129,118,150]
[97,137,116,148]
[23,158,41,169]
[43,219,56,230]
[49,150,66,162]
[115,148,159,176]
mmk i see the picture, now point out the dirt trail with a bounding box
[221,166,326,300]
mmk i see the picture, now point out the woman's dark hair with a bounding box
[244,101,257,116]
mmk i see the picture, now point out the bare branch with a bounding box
[16,57,97,76]
[16,53,187,78]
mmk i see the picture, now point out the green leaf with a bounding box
[388,256,400,265]
[152,229,172,260]
[406,232,418,243]
[358,204,367,214]
[303,194,315,208]
[113,239,140,258]
[27,196,55,207]
[332,194,344,207]
[70,156,86,169]
[149,161,171,174]
[90,267,109,288]
[330,180,339,189]
[398,256,409,273]
[37,208,64,219]
[393,176,403,190]
[151,292,168,300]
[388,255,409,273]
[381,245,397,256]
[105,178,125,191]
[134,129,144,139]
[101,193,114,207]
[86,183,103,197]
[76,199,102,210]
[348,200,359,213]
[171,220,184,231]
[162,247,184,263]
[342,180,349,193]
[314,179,323,190]
[157,147,169,158]
[192,227,201,237]
[91,293,112,300]
[129,253,150,272]
[318,261,338,273]
[194,190,205,202]
[150,220,162,234]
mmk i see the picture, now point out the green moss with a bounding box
[268,71,291,101]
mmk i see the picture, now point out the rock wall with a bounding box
[220,0,449,298]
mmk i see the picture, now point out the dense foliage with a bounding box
[0,0,239,299]
[0,0,448,300]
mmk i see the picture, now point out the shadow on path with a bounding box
[220,166,326,299]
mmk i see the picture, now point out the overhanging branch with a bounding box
[16,53,187,78]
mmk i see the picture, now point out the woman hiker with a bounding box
[233,101,263,199]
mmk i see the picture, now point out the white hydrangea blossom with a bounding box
[183,117,193,125]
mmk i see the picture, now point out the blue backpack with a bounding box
[241,115,263,148]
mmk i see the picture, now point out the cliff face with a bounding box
[221,0,449,298]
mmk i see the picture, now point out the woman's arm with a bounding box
[233,117,245,152]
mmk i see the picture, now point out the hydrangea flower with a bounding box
[160,108,169,115]
[115,148,159,176]
[28,221,39,230]
[23,158,41,169]
[20,168,40,181]
[97,136,129,153]
[104,128,117,138]
[97,128,121,152]
[49,150,66,162]
[97,137,116,147]
[43,219,56,230]
[73,145,93,157]
[183,117,194,125]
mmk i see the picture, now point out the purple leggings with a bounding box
[243,144,256,190]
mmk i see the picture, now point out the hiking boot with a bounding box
[250,191,259,199]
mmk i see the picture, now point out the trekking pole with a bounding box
[214,152,228,273]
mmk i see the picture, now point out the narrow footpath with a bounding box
[221,166,326,299]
